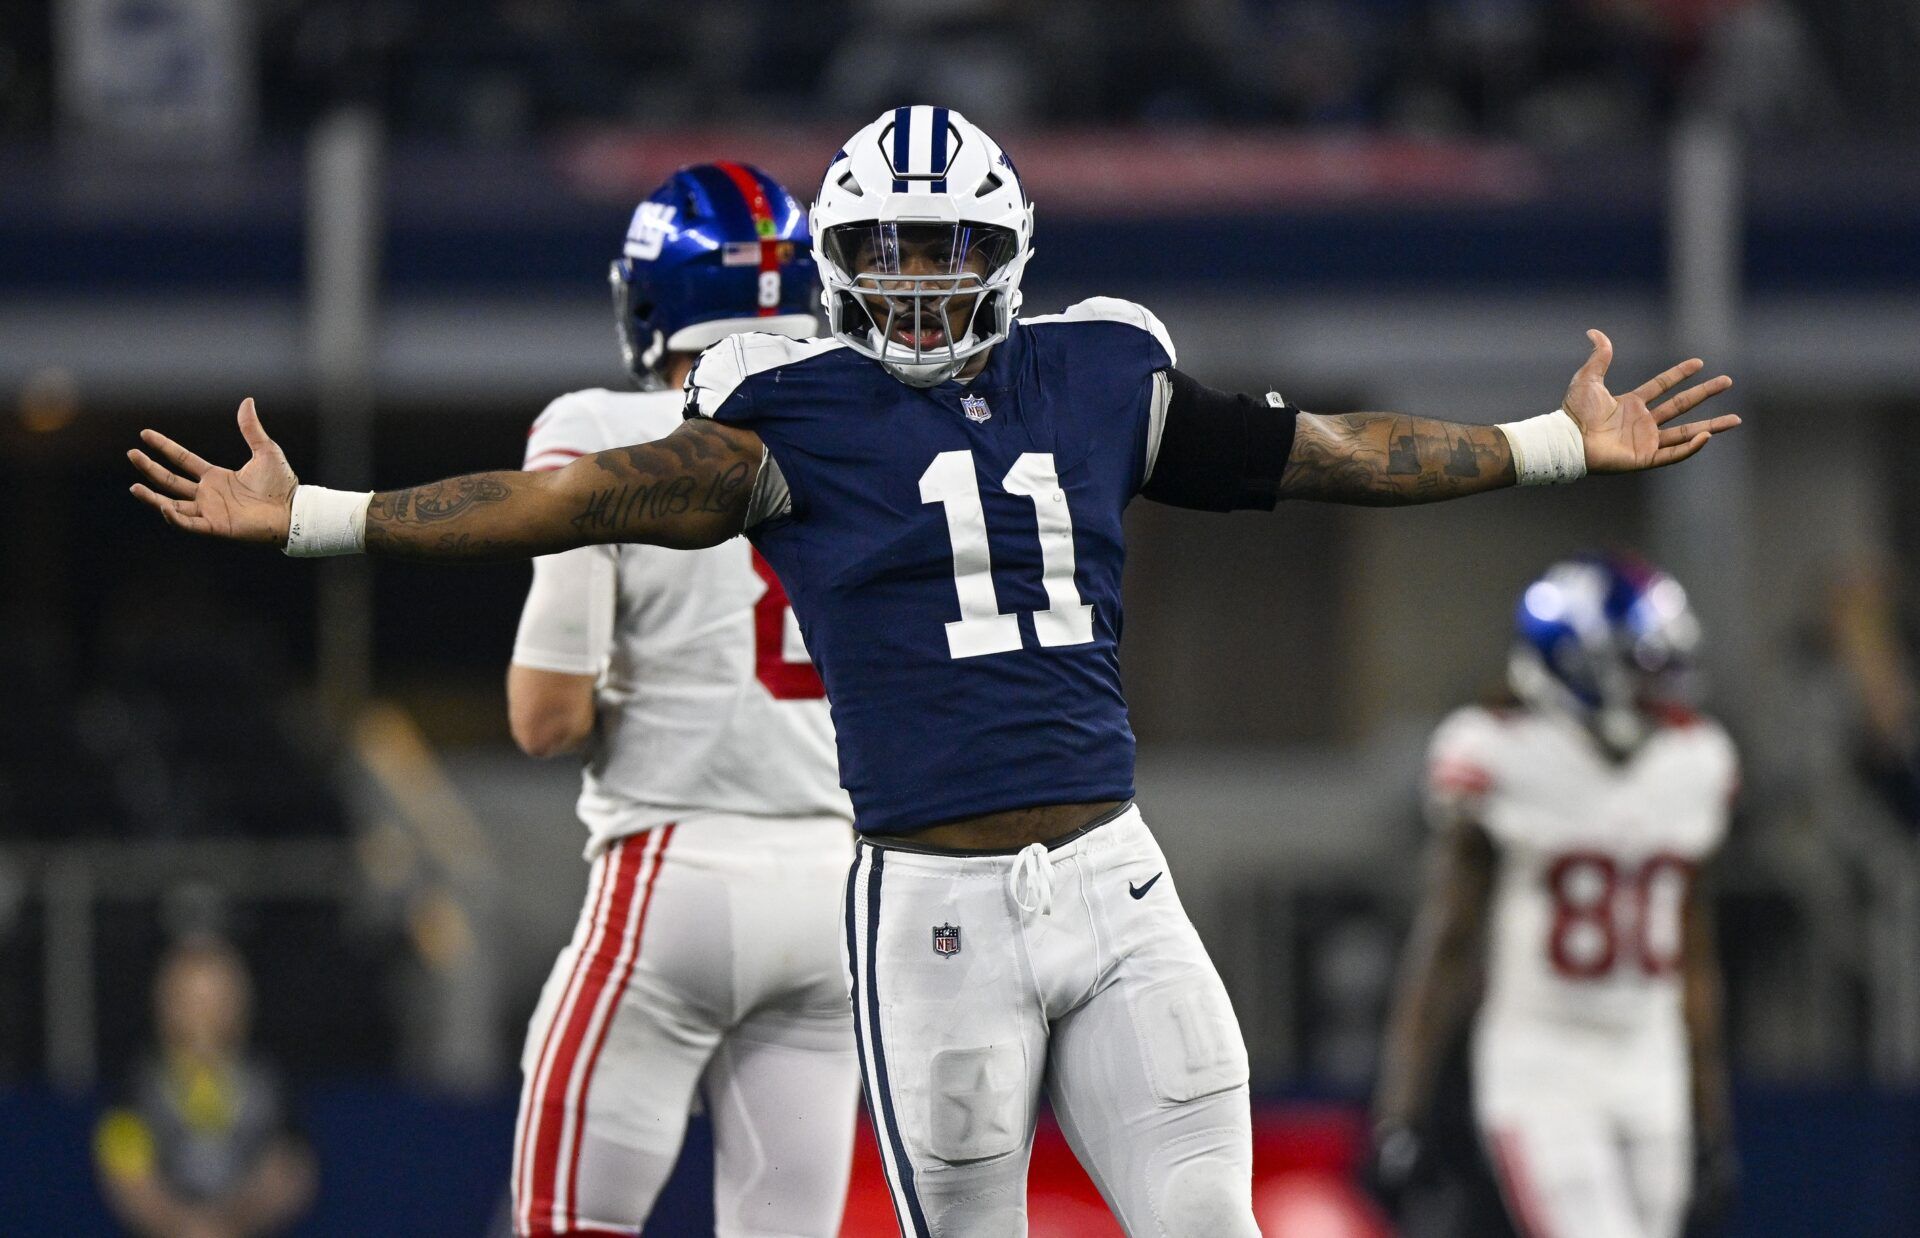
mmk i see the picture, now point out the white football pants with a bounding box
[1474,1014,1692,1238]
[513,816,861,1237]
[844,805,1260,1237]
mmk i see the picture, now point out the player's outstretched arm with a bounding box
[129,399,764,559]
[1281,330,1739,505]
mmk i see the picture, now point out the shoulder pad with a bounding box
[1690,714,1740,786]
[1022,297,1176,367]
[683,333,846,421]
[1426,706,1507,790]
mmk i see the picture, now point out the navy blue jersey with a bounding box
[685,299,1175,835]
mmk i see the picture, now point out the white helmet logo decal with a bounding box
[625,202,678,262]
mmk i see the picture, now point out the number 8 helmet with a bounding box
[609,162,818,390]
[811,105,1036,388]
[1509,552,1703,752]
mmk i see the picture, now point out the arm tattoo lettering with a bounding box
[700,461,751,514]
[570,477,696,535]
[361,418,762,561]
[1281,412,1515,506]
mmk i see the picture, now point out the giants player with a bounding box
[131,106,1740,1235]
[1372,555,1738,1238]
[504,163,858,1237]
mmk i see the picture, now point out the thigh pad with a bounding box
[925,1042,1029,1165]
[1131,974,1250,1106]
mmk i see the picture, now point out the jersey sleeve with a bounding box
[682,332,842,426]
[1424,707,1503,830]
[512,544,618,676]
[1047,296,1177,368]
[1023,298,1178,494]
[523,391,609,472]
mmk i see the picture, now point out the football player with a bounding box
[131,106,1739,1236]
[505,165,859,1236]
[1371,554,1738,1238]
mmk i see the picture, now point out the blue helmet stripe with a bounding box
[931,106,949,192]
[891,106,911,192]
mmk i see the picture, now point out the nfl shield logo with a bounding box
[961,394,992,423]
[932,923,962,958]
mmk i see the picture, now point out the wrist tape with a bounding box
[1498,410,1587,486]
[283,485,373,557]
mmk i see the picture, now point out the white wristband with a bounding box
[1497,410,1587,486]
[283,485,373,557]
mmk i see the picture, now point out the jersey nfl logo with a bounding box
[932,923,962,957]
[960,394,992,423]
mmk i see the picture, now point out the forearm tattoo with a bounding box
[363,419,758,561]
[365,476,517,557]
[574,424,753,536]
[1282,413,1515,506]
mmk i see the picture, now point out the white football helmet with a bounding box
[811,105,1035,387]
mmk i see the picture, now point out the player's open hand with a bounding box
[129,398,298,544]
[1561,330,1739,473]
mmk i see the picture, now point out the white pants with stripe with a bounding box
[1473,1013,1692,1238]
[844,805,1260,1237]
[513,816,861,1237]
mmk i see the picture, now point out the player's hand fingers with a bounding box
[1657,414,1741,448]
[1650,374,1733,423]
[1648,430,1713,468]
[138,428,214,479]
[1573,329,1613,383]
[131,483,207,531]
[127,448,199,499]
[1631,357,1703,402]
[236,397,275,455]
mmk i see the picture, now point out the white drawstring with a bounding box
[1010,842,1054,917]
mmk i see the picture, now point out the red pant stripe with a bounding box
[560,823,676,1229]
[1491,1126,1556,1238]
[513,842,618,1230]
[519,834,649,1236]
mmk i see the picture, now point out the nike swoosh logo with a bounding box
[1128,872,1163,900]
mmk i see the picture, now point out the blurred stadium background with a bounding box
[2,0,1918,1233]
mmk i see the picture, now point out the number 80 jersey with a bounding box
[685,298,1176,835]
[1426,703,1739,1032]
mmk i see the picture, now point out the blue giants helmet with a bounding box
[1509,553,1703,751]
[609,162,818,389]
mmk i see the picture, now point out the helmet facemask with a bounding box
[820,221,1021,387]
[609,257,668,390]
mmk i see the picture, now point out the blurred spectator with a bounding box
[0,0,1902,142]
[1828,564,1920,835]
[93,936,315,1238]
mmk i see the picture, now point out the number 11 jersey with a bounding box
[685,298,1176,835]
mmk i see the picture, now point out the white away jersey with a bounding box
[1427,704,1737,1032]
[514,388,851,855]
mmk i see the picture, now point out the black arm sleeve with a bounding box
[1139,368,1299,512]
